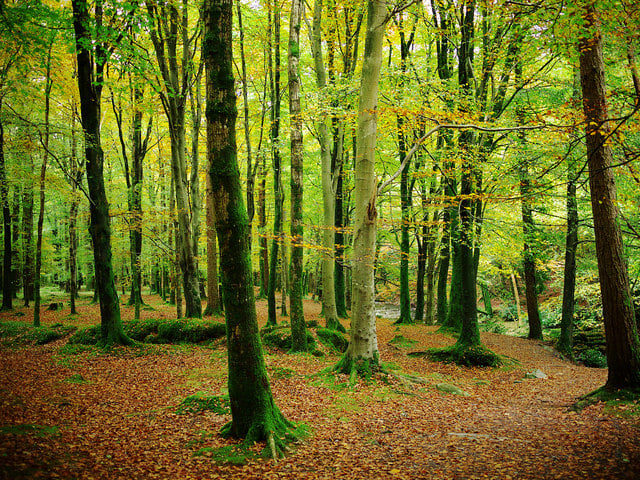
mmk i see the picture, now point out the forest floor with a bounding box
[1,293,639,479]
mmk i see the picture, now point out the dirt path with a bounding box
[1,296,638,479]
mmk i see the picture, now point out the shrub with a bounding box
[579,349,607,369]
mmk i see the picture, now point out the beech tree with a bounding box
[336,0,388,375]
[204,0,294,455]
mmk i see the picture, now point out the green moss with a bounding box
[64,373,89,384]
[261,326,317,352]
[572,386,640,412]
[316,328,348,352]
[334,352,381,382]
[427,344,502,367]
[176,392,230,415]
[388,334,418,349]
[0,321,76,346]
[0,424,60,438]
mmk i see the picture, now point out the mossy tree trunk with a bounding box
[578,3,640,389]
[203,172,221,316]
[204,0,292,454]
[258,155,269,298]
[288,0,306,352]
[337,0,387,375]
[311,0,342,330]
[267,0,283,326]
[72,0,131,345]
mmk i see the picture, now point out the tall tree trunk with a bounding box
[258,155,269,297]
[204,0,293,455]
[267,0,283,326]
[21,154,34,307]
[559,150,579,357]
[288,0,306,351]
[448,0,482,349]
[69,104,82,315]
[203,172,221,316]
[190,72,203,293]
[578,3,640,389]
[147,0,202,319]
[236,1,256,252]
[72,0,130,345]
[0,98,11,311]
[33,43,53,327]
[311,0,342,330]
[516,61,542,340]
[336,0,387,375]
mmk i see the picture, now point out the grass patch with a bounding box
[64,373,89,384]
[0,424,60,438]
[176,392,230,415]
[388,334,418,349]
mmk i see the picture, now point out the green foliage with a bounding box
[0,424,60,438]
[176,392,230,415]
[195,444,258,465]
[478,316,507,334]
[428,344,503,368]
[578,348,608,369]
[495,304,519,322]
[316,328,348,352]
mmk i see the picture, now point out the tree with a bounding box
[33,41,53,327]
[336,0,388,375]
[72,0,131,345]
[310,0,343,331]
[203,0,294,456]
[266,0,283,326]
[147,0,202,319]
[578,2,640,390]
[288,0,306,352]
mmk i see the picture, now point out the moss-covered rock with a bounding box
[316,328,348,353]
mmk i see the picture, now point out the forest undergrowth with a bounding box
[1,293,639,479]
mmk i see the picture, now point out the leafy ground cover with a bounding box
[1,293,639,479]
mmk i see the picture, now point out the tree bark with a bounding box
[337,0,387,374]
[267,0,283,326]
[0,98,11,311]
[311,0,342,330]
[21,154,34,307]
[147,0,202,319]
[33,43,53,327]
[203,171,221,316]
[204,0,292,453]
[72,0,130,345]
[578,3,640,389]
[288,0,306,351]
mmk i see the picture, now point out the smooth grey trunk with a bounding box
[342,0,387,367]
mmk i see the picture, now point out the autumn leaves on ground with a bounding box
[1,294,639,480]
